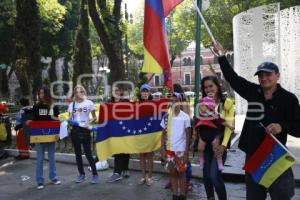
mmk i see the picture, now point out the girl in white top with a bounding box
[68,85,98,184]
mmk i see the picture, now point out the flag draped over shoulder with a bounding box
[96,99,169,161]
[243,133,297,188]
[29,121,60,143]
[142,0,183,89]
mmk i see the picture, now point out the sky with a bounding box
[123,0,143,14]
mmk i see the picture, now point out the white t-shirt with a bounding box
[160,110,191,152]
[68,99,95,125]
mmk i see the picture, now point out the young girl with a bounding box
[68,85,98,184]
[195,96,233,170]
[138,84,154,186]
[32,87,61,189]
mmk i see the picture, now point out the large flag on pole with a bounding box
[142,0,183,89]
[243,133,298,188]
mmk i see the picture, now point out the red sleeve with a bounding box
[0,103,6,113]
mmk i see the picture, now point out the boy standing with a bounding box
[161,93,191,200]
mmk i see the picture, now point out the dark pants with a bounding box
[245,168,295,200]
[70,127,97,175]
[203,146,227,200]
[114,154,130,175]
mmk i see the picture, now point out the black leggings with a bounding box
[114,154,130,174]
[70,127,97,175]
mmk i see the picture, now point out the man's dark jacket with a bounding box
[218,56,300,156]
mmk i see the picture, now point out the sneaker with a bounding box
[146,177,153,186]
[106,173,122,183]
[91,175,99,184]
[75,174,85,183]
[122,170,130,178]
[138,177,146,185]
[37,183,44,190]
[51,179,61,185]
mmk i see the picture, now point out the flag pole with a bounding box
[259,123,299,161]
[192,0,217,44]
[193,0,202,117]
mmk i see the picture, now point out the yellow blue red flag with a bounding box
[96,99,169,161]
[243,133,298,188]
[29,120,60,143]
[142,0,183,89]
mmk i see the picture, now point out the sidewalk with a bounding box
[1,157,299,200]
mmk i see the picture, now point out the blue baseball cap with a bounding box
[140,84,150,92]
[172,92,182,101]
[254,62,279,76]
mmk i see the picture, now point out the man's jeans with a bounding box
[246,168,295,200]
[35,142,57,184]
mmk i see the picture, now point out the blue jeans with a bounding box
[245,168,295,200]
[35,142,57,184]
[203,147,227,200]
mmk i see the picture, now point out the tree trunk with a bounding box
[73,0,93,92]
[87,0,125,85]
[49,57,58,84]
[62,58,70,94]
[0,69,9,99]
[14,59,31,98]
[15,0,41,100]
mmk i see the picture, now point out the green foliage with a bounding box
[200,0,300,49]
[38,0,66,34]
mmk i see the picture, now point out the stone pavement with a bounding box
[0,157,300,200]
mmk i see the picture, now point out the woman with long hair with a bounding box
[106,85,131,183]
[195,76,235,200]
[32,87,61,189]
[68,85,98,184]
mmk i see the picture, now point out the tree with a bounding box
[168,0,195,66]
[38,0,66,84]
[14,0,42,99]
[72,0,93,90]
[56,0,81,93]
[87,0,125,84]
[199,0,300,50]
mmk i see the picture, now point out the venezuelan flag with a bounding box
[142,0,183,89]
[96,99,169,161]
[243,133,297,188]
[29,121,60,143]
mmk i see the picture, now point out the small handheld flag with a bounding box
[29,120,60,143]
[243,123,298,188]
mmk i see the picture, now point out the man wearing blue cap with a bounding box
[212,43,300,200]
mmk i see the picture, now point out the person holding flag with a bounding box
[212,42,300,200]
[31,87,61,189]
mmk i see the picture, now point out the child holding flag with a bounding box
[161,93,191,200]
